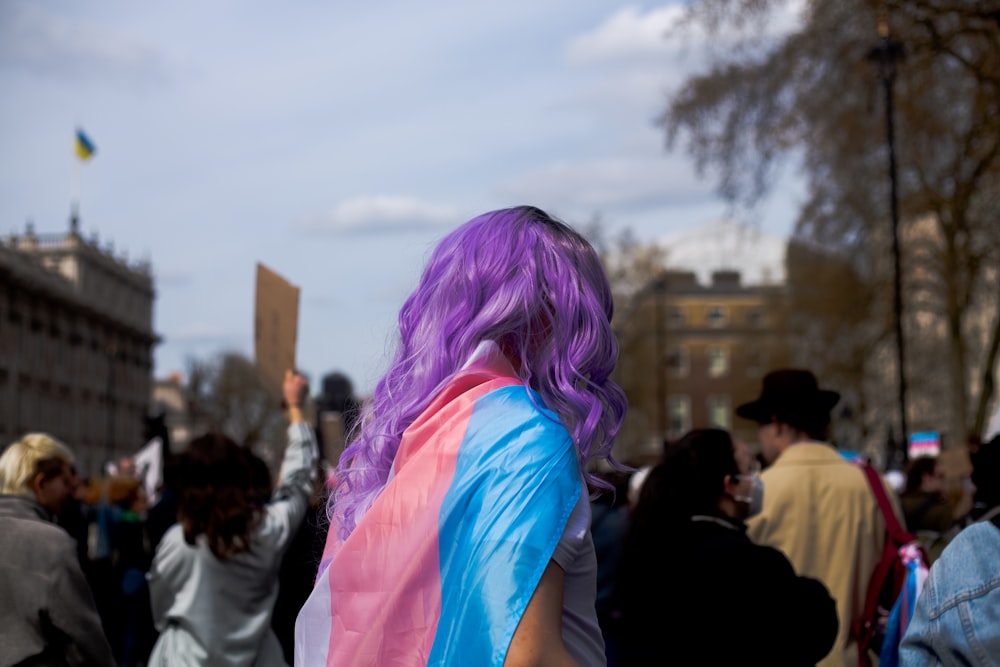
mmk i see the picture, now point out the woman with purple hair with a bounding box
[295,206,626,667]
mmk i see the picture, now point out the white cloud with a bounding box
[567,2,806,73]
[551,2,810,210]
[296,195,463,235]
[0,3,168,87]
[497,156,713,211]
[567,5,686,66]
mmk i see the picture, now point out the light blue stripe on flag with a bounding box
[429,385,580,666]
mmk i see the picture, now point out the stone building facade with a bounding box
[0,217,157,475]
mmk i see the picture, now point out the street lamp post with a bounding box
[868,18,908,466]
[653,277,667,441]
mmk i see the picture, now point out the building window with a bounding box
[667,396,691,435]
[746,349,768,377]
[707,395,731,430]
[666,346,689,378]
[705,305,727,328]
[667,306,685,328]
[707,347,729,378]
[747,308,765,328]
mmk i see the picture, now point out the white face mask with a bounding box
[733,473,764,519]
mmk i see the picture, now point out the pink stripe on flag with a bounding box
[323,369,520,666]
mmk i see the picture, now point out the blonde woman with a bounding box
[0,433,115,666]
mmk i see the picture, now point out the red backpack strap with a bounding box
[859,464,908,543]
[853,464,909,667]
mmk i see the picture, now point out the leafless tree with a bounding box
[184,352,288,466]
[663,0,1000,441]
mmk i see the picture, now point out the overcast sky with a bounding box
[0,1,803,396]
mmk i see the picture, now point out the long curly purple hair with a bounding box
[331,206,627,539]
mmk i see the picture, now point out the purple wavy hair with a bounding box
[331,206,627,539]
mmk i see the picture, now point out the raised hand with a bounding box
[283,370,308,423]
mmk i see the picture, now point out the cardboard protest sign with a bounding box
[254,263,300,401]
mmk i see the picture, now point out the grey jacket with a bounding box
[147,422,319,667]
[0,495,115,667]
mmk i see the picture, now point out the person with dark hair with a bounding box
[145,454,182,555]
[900,434,1000,664]
[295,206,627,666]
[272,470,328,665]
[317,372,362,437]
[244,448,274,507]
[900,457,954,562]
[146,371,318,667]
[104,477,154,667]
[737,369,899,667]
[903,457,937,498]
[589,470,631,667]
[313,372,361,474]
[615,429,838,666]
[966,434,1000,524]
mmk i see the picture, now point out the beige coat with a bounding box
[748,443,894,667]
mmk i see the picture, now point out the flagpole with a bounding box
[71,127,95,229]
[71,157,81,223]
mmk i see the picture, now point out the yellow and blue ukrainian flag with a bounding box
[75,129,96,161]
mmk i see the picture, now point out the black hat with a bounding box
[736,369,840,424]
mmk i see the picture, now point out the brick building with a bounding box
[614,269,788,462]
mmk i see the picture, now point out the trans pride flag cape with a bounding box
[294,345,582,666]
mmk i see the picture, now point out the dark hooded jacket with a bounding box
[616,514,839,667]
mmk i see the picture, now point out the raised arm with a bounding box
[264,371,319,546]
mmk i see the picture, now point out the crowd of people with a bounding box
[601,371,1000,667]
[0,371,328,667]
[2,206,999,666]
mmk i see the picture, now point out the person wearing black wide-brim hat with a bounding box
[736,369,897,667]
[735,369,840,466]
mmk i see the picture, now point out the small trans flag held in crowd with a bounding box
[879,543,930,667]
